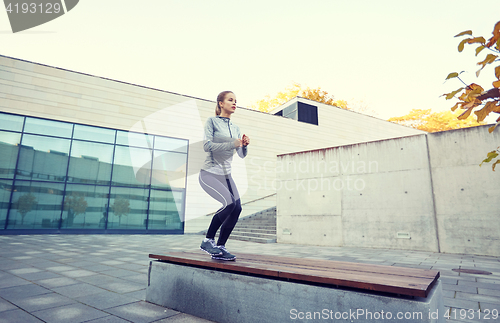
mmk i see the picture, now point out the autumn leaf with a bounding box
[445,72,459,80]
[495,66,500,80]
[458,107,474,120]
[467,37,486,44]
[494,80,500,88]
[485,21,500,47]
[480,150,499,166]
[474,102,497,122]
[443,87,464,100]
[493,160,500,171]
[451,102,462,112]
[458,39,470,52]
[475,46,485,56]
[489,121,500,133]
[455,30,473,37]
[477,54,498,68]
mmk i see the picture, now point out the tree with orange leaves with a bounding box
[388,109,484,133]
[443,21,500,170]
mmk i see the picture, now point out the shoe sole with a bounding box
[200,247,222,256]
[211,256,236,261]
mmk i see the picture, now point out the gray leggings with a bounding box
[199,169,242,246]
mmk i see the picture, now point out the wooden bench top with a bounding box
[149,252,440,298]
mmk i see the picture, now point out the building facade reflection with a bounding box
[0,112,187,234]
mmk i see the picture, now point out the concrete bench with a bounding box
[147,252,444,323]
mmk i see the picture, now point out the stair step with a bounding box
[231,228,276,234]
[227,235,277,244]
[226,231,277,239]
[235,225,276,230]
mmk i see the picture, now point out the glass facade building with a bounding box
[0,112,188,234]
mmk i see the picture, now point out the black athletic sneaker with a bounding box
[200,239,223,256]
[211,245,236,261]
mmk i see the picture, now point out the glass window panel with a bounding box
[107,187,148,230]
[112,146,152,188]
[0,131,21,179]
[0,113,24,132]
[148,189,184,230]
[24,118,73,138]
[8,181,64,229]
[17,135,70,182]
[61,184,109,230]
[116,131,154,149]
[0,180,14,229]
[151,151,187,189]
[68,141,114,185]
[154,136,188,154]
[283,103,298,120]
[73,124,115,144]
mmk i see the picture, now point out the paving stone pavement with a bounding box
[0,234,499,323]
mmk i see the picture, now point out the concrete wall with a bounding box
[427,126,500,256]
[277,125,500,256]
[0,55,423,233]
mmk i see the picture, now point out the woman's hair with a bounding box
[215,91,233,116]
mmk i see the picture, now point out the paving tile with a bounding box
[45,265,77,272]
[75,290,137,309]
[8,292,76,312]
[478,288,500,297]
[443,283,478,294]
[0,297,17,313]
[114,263,147,271]
[0,308,45,323]
[455,291,500,303]
[0,261,31,271]
[104,301,178,323]
[98,280,145,294]
[59,269,98,278]
[100,268,140,278]
[78,264,117,272]
[0,284,51,301]
[51,283,108,298]
[100,260,126,266]
[120,273,146,284]
[478,302,500,313]
[16,271,62,282]
[444,297,480,310]
[30,260,64,269]
[7,268,42,276]
[76,274,126,286]
[121,289,146,301]
[85,315,132,323]
[476,277,500,284]
[459,280,500,290]
[35,277,80,288]
[0,274,31,289]
[32,303,109,323]
[441,277,458,285]
[157,313,216,322]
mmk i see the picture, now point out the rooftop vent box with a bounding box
[274,102,318,126]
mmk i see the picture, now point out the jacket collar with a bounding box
[216,116,231,122]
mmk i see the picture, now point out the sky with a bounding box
[1,0,499,120]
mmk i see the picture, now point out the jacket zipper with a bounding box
[227,120,232,138]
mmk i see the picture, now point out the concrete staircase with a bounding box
[210,206,277,244]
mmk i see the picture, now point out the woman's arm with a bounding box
[203,119,241,152]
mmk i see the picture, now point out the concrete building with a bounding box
[0,54,424,235]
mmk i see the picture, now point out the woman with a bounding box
[199,91,250,261]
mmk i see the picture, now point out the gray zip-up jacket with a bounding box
[202,116,248,175]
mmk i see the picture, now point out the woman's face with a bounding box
[219,92,237,116]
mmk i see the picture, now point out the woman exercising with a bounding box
[199,91,250,261]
